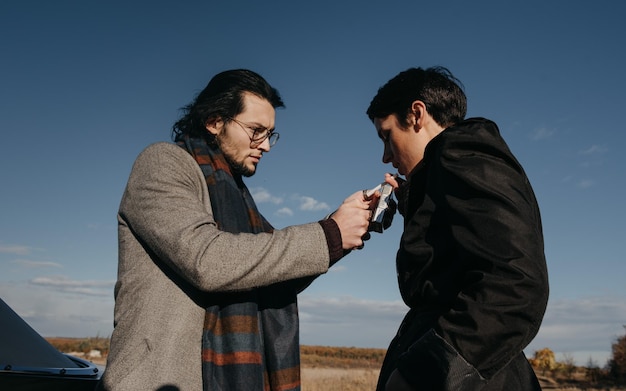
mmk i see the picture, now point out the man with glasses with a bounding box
[98,69,374,391]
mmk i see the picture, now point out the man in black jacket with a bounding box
[367,67,549,390]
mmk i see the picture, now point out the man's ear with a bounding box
[205,117,222,136]
[410,100,427,129]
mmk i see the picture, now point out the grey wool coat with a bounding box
[98,142,332,391]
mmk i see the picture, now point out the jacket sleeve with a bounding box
[397,125,549,386]
[118,142,331,292]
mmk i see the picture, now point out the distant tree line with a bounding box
[46,325,626,384]
[46,336,110,356]
[610,326,626,382]
[300,345,386,369]
[529,325,626,387]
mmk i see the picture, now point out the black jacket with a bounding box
[377,118,549,390]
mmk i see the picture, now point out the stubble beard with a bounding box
[215,137,256,177]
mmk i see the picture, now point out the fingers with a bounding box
[331,192,374,250]
[384,172,404,189]
[353,230,371,250]
[363,187,380,201]
[332,184,398,250]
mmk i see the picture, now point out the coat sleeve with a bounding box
[118,142,331,292]
[397,125,549,386]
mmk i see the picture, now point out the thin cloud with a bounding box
[299,296,407,324]
[0,285,115,338]
[29,276,114,297]
[561,175,594,189]
[0,245,32,256]
[12,259,62,269]
[1,283,623,365]
[526,296,626,365]
[546,296,626,323]
[297,294,626,365]
[276,207,293,217]
[577,144,606,169]
[298,295,406,348]
[579,145,608,155]
[328,265,347,273]
[251,190,331,215]
[530,126,556,141]
[30,275,114,288]
[577,179,594,189]
[298,196,330,211]
[250,187,283,204]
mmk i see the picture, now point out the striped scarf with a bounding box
[177,136,303,391]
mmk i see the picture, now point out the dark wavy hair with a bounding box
[172,69,284,141]
[366,66,466,128]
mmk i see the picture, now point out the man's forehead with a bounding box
[374,114,399,130]
[237,92,275,129]
[240,93,274,115]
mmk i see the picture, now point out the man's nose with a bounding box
[258,137,271,152]
[382,144,392,164]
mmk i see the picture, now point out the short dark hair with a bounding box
[366,66,467,128]
[172,69,284,140]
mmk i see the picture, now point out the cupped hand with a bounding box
[384,172,403,189]
[331,191,373,250]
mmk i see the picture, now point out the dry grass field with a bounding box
[302,367,379,390]
[300,345,383,390]
[46,338,625,390]
[300,369,626,391]
[301,369,626,391]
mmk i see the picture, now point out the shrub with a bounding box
[609,326,626,381]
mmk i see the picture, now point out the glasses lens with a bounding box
[251,128,269,141]
[268,132,279,146]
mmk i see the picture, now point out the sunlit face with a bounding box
[207,93,276,177]
[374,114,425,176]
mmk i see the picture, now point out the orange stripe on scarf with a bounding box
[204,313,259,335]
[202,349,263,365]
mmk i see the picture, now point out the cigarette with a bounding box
[365,184,382,199]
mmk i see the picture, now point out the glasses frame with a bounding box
[225,117,279,147]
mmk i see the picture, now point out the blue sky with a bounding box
[1,1,625,367]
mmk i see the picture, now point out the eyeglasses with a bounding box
[226,117,280,147]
